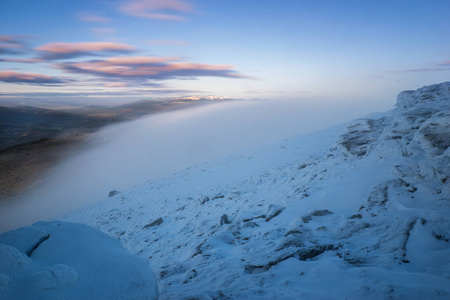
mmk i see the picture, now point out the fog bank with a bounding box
[0,98,375,232]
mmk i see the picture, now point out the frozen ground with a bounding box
[3,82,450,299]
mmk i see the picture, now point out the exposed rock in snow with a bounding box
[108,190,121,197]
[143,217,164,229]
[396,82,450,111]
[265,204,284,222]
[338,117,389,157]
[0,221,158,299]
[59,82,449,299]
[219,214,231,225]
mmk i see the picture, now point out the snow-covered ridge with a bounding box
[12,83,450,299]
[339,81,449,176]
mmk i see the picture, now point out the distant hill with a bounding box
[0,98,220,151]
[0,106,108,150]
[0,98,227,198]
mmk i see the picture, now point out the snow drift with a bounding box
[0,221,158,299]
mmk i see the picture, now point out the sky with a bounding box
[0,0,449,110]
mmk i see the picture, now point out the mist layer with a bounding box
[0,99,370,232]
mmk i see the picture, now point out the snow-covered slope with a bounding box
[60,82,450,299]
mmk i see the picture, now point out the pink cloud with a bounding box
[0,71,66,85]
[120,0,193,21]
[0,35,25,54]
[0,43,23,53]
[36,42,135,59]
[106,56,179,64]
[0,35,22,43]
[37,42,134,53]
[104,82,128,87]
[56,55,245,80]
[166,62,235,71]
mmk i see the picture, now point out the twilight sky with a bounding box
[0,0,449,109]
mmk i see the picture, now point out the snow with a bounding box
[3,82,450,299]
[0,221,158,299]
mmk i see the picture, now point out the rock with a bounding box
[338,118,388,157]
[311,209,333,217]
[349,214,362,219]
[108,190,120,197]
[244,265,269,274]
[294,244,336,260]
[302,215,312,223]
[143,217,163,229]
[245,244,336,274]
[191,242,204,258]
[285,230,303,236]
[265,205,284,222]
[220,214,231,225]
[242,215,266,222]
[199,197,210,205]
[212,194,225,200]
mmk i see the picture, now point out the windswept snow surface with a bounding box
[59,83,450,299]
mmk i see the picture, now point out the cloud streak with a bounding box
[56,56,246,81]
[0,35,25,44]
[120,0,193,21]
[0,35,26,55]
[0,58,43,63]
[0,89,200,98]
[36,42,135,60]
[0,71,66,85]
[78,15,111,23]
[389,60,450,73]
[0,43,24,55]
[90,28,117,36]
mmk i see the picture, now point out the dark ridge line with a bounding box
[0,138,54,154]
